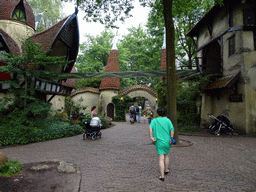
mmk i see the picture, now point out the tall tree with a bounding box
[118,25,160,87]
[28,0,64,32]
[75,29,114,89]
[147,0,214,69]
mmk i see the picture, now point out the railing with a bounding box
[34,78,73,96]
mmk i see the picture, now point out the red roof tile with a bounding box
[70,87,100,97]
[0,29,20,55]
[29,16,69,51]
[204,72,241,90]
[99,49,120,90]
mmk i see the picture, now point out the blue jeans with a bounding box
[148,118,152,124]
[130,113,135,120]
[138,113,141,123]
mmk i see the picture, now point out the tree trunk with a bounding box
[163,0,179,143]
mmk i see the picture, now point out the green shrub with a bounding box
[64,97,86,117]
[0,160,23,177]
[0,120,83,147]
[114,116,125,122]
[177,112,200,125]
[59,112,68,120]
[112,95,132,121]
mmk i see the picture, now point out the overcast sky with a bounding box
[62,1,151,43]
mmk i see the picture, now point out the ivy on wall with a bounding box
[112,95,132,121]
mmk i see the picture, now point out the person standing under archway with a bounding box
[129,104,136,124]
[137,103,142,123]
[145,105,153,124]
[148,108,174,182]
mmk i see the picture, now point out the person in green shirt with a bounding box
[148,108,174,182]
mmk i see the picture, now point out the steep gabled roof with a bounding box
[29,16,69,51]
[29,13,79,73]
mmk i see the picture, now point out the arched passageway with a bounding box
[107,103,115,119]
[119,85,157,112]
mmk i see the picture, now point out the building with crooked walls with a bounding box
[187,0,256,135]
[0,0,79,103]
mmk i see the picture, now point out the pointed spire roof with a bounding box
[99,44,120,90]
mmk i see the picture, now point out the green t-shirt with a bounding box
[149,117,174,142]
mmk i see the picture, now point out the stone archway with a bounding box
[119,85,157,112]
[107,103,115,119]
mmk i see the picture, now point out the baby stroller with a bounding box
[208,114,235,136]
[83,120,102,140]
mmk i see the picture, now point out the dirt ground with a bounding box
[0,161,80,192]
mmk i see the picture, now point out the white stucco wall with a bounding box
[99,90,118,116]
[71,92,100,114]
[48,95,66,112]
[0,20,35,49]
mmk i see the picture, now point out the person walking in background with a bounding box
[136,103,142,123]
[148,108,174,182]
[90,106,97,118]
[129,104,136,124]
[145,105,153,124]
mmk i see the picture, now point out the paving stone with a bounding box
[1,117,256,191]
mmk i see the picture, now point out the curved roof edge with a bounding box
[70,87,100,97]
[0,29,20,55]
[119,85,156,97]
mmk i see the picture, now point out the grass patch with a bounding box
[0,160,23,177]
[178,124,200,133]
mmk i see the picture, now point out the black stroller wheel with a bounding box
[92,134,96,140]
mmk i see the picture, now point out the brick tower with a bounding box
[98,39,120,119]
